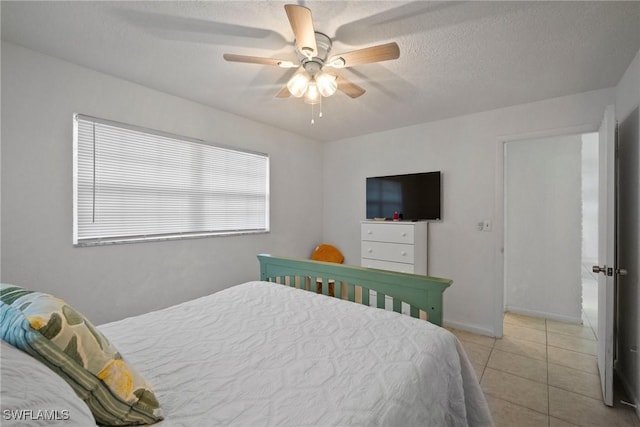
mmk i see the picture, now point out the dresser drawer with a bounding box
[361,241,414,264]
[361,223,414,244]
[361,258,414,274]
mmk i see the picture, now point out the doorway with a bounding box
[503,131,599,326]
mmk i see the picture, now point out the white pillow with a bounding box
[0,340,97,426]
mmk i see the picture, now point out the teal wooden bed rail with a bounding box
[257,254,452,326]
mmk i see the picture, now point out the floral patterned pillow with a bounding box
[0,284,163,425]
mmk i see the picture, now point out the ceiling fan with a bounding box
[223,4,400,114]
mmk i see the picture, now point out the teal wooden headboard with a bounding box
[257,254,452,326]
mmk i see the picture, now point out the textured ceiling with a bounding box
[2,1,640,142]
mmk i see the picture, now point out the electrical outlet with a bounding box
[482,219,492,232]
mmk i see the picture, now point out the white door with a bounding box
[594,105,616,406]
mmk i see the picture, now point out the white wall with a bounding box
[504,135,582,323]
[614,48,640,418]
[581,133,599,263]
[0,42,324,324]
[323,88,614,335]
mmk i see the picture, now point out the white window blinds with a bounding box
[73,114,269,245]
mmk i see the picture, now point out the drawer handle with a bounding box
[401,251,407,256]
[401,232,407,237]
[368,248,373,253]
[367,230,372,235]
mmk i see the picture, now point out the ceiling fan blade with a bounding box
[328,42,400,68]
[223,54,297,68]
[336,76,366,98]
[275,86,291,98]
[284,4,317,58]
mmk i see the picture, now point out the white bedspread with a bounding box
[99,281,493,427]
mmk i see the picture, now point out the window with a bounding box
[73,114,269,246]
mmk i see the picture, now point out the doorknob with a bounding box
[593,265,607,274]
[593,265,624,277]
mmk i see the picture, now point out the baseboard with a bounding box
[443,319,496,338]
[505,305,583,324]
[616,370,640,420]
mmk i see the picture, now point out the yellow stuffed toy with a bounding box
[311,243,344,264]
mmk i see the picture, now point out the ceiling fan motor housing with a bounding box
[297,32,332,75]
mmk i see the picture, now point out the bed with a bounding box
[1,254,493,427]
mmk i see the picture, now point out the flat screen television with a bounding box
[366,171,441,221]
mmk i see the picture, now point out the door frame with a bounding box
[493,123,600,338]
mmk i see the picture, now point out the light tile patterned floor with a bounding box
[448,313,640,427]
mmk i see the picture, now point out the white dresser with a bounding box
[360,220,428,275]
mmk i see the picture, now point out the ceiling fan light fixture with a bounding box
[303,82,320,104]
[287,71,310,97]
[315,72,338,97]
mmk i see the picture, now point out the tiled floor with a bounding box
[448,313,640,427]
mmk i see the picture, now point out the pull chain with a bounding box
[310,97,325,124]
